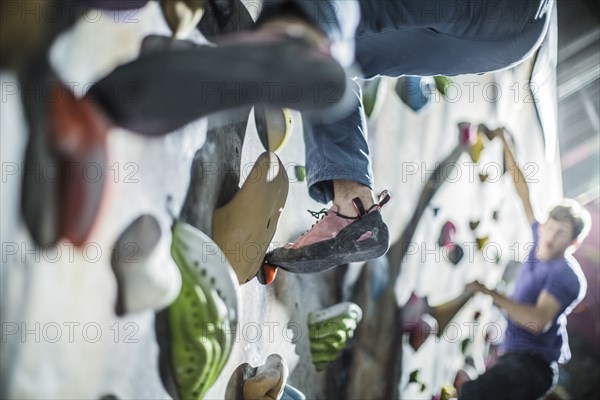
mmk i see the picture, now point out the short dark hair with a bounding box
[548,199,591,241]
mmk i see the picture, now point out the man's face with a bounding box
[536,218,576,260]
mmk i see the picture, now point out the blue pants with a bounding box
[460,352,557,400]
[268,0,551,203]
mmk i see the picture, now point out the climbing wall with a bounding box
[1,2,566,400]
[0,2,342,398]
[2,5,201,398]
[358,62,564,398]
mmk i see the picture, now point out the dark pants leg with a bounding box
[303,79,372,203]
[460,353,557,400]
[355,0,551,77]
[302,0,551,204]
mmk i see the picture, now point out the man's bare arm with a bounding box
[466,281,561,335]
[480,125,536,224]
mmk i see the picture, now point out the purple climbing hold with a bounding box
[458,122,477,147]
[438,221,456,247]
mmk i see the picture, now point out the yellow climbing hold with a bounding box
[469,132,485,163]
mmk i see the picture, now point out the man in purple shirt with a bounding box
[461,126,591,400]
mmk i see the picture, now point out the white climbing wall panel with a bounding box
[0,2,561,399]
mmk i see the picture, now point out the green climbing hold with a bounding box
[307,302,362,371]
[166,222,240,399]
[434,76,452,97]
[295,165,306,182]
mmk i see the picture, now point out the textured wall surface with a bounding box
[0,2,567,399]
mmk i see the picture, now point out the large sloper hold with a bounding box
[111,214,182,316]
[213,152,289,284]
[156,221,239,399]
[21,70,110,247]
[85,36,346,137]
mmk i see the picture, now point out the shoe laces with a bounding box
[302,208,350,236]
[304,208,331,231]
[301,190,392,235]
[307,208,329,220]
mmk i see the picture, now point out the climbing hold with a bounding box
[294,165,306,182]
[22,80,110,247]
[492,210,500,221]
[446,244,464,266]
[476,236,489,251]
[407,314,436,351]
[469,132,485,163]
[438,221,457,247]
[243,354,288,400]
[225,354,294,400]
[362,77,384,118]
[307,302,363,370]
[395,76,434,112]
[111,215,182,316]
[255,107,294,153]
[256,262,278,285]
[441,384,459,400]
[434,76,453,97]
[213,152,289,284]
[160,0,205,39]
[159,221,239,400]
[458,122,477,147]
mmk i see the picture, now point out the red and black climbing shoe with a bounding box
[265,191,391,273]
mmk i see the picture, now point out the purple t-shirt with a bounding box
[503,222,587,363]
